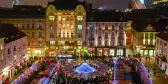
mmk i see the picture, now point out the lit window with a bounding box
[78,25,83,30]
[49,16,55,20]
[50,41,55,45]
[58,16,61,21]
[63,24,65,28]
[71,25,74,29]
[50,25,54,30]
[63,18,65,21]
[67,24,70,27]
[77,16,83,21]
[0,45,3,50]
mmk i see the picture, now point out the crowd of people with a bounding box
[57,72,111,84]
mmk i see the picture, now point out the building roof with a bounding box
[48,0,86,10]
[156,33,168,42]
[131,19,167,32]
[0,5,45,18]
[0,24,27,43]
[87,10,126,22]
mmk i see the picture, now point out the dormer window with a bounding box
[77,16,83,21]
[146,25,153,31]
[49,16,55,20]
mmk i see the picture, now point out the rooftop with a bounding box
[0,5,45,18]
[48,0,86,10]
[0,24,27,43]
[156,32,168,42]
[87,11,126,22]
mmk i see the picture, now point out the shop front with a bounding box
[88,48,95,56]
[139,49,155,56]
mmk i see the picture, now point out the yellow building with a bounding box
[0,37,5,70]
[131,22,164,56]
[45,0,86,56]
[153,0,168,4]
[0,5,46,58]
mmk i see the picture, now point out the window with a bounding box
[32,32,35,37]
[39,24,42,29]
[71,33,73,37]
[71,25,74,29]
[50,25,54,30]
[0,45,3,50]
[50,34,54,38]
[59,33,61,37]
[119,24,123,30]
[39,32,42,37]
[78,25,82,30]
[50,41,55,45]
[58,16,61,21]
[27,24,30,28]
[8,49,10,55]
[49,16,55,20]
[112,25,114,31]
[78,33,82,38]
[67,33,69,37]
[77,16,83,21]
[22,24,24,28]
[63,33,65,37]
[62,18,65,21]
[14,46,16,51]
[105,25,108,30]
[32,24,34,28]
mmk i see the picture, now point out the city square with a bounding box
[0,0,168,84]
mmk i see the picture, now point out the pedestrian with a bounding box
[148,70,150,74]
[153,68,156,76]
[154,71,156,76]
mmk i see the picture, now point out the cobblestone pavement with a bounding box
[141,57,168,84]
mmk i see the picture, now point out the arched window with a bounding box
[50,25,54,30]
[8,49,10,54]
[14,46,16,51]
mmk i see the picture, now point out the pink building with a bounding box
[86,11,127,57]
[0,24,27,84]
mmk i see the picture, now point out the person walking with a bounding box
[153,68,156,76]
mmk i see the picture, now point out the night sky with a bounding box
[0,0,153,10]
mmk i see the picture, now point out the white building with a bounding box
[155,30,168,71]
[0,24,27,84]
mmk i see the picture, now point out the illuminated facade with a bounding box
[86,11,127,56]
[45,0,86,56]
[132,23,161,56]
[0,24,27,84]
[0,5,46,58]
[0,37,5,84]
[126,21,134,55]
[155,28,168,71]
[153,0,168,4]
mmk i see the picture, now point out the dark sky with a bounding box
[0,0,153,10]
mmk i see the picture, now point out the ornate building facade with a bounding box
[86,11,127,56]
[131,22,165,56]
[0,24,27,84]
[45,0,86,56]
[0,5,46,58]
[155,28,168,71]
[153,0,168,4]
